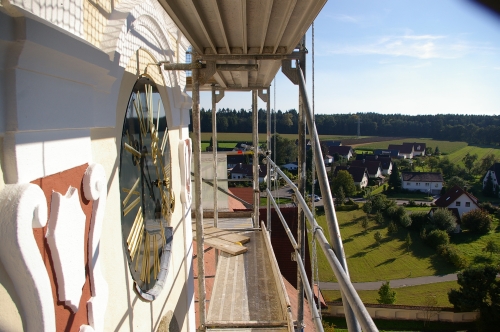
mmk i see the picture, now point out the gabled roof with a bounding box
[328,145,353,156]
[227,155,247,165]
[486,162,500,180]
[356,154,392,171]
[350,160,381,176]
[434,185,478,208]
[388,144,414,154]
[403,142,426,152]
[333,165,367,183]
[401,172,443,182]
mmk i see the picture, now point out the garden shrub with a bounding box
[409,211,429,231]
[388,222,398,234]
[461,209,493,234]
[426,229,449,249]
[438,244,468,269]
[479,202,498,214]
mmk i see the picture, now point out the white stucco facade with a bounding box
[0,1,194,331]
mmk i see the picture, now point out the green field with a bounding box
[445,145,500,166]
[322,280,458,307]
[313,210,456,283]
[355,139,468,155]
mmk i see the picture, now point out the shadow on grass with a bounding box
[450,231,483,244]
[342,238,353,244]
[376,257,396,267]
[473,255,494,265]
[350,251,368,258]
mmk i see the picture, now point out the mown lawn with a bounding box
[313,210,456,283]
[354,139,468,155]
[322,281,458,307]
[445,144,500,167]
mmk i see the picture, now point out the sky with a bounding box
[197,0,500,116]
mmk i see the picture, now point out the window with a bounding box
[416,183,420,186]
[466,202,470,207]
[407,182,410,185]
[435,184,438,187]
[456,202,461,207]
[425,183,429,186]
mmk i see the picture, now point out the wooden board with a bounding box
[203,237,247,255]
[200,226,250,244]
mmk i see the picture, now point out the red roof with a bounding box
[434,185,478,208]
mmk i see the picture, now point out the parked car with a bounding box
[307,194,321,202]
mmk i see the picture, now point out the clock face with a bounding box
[119,77,175,296]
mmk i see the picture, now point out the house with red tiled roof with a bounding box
[434,185,480,218]
[401,172,443,194]
[333,165,369,189]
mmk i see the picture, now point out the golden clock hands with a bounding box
[123,178,140,207]
[133,92,147,138]
[123,196,140,216]
[124,143,141,159]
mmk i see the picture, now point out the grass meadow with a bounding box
[312,210,456,283]
[322,280,458,307]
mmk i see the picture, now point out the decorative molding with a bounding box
[0,183,55,331]
[81,163,109,332]
[46,186,87,313]
[179,138,192,204]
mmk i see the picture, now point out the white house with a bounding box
[434,186,480,218]
[401,172,443,195]
[230,164,267,183]
[483,163,500,196]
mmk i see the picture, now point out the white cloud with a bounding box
[330,14,362,23]
[326,34,488,59]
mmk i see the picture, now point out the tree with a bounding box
[477,153,497,175]
[425,229,449,249]
[426,147,434,155]
[429,208,457,233]
[375,211,384,224]
[435,146,441,155]
[427,156,439,172]
[335,186,345,206]
[271,134,297,165]
[362,201,372,214]
[362,216,369,233]
[462,152,478,175]
[331,170,356,198]
[448,265,500,328]
[421,295,441,327]
[483,240,500,257]
[388,221,398,234]
[388,162,401,191]
[446,176,467,191]
[462,209,492,234]
[374,231,382,246]
[377,281,396,304]
[405,232,412,254]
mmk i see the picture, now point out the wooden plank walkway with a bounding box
[206,231,289,331]
[192,220,251,255]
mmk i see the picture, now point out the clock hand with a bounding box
[141,145,156,201]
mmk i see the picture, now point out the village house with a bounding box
[401,172,443,195]
[356,154,393,176]
[483,163,500,196]
[388,144,414,159]
[281,162,299,172]
[404,142,427,157]
[350,160,383,180]
[328,146,354,161]
[434,186,480,219]
[321,140,342,148]
[230,163,268,183]
[374,149,400,158]
[333,166,369,189]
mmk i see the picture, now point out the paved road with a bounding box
[319,273,458,291]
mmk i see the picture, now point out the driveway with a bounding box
[319,273,458,291]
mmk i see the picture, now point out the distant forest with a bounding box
[190,108,500,145]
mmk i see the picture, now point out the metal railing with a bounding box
[265,158,378,332]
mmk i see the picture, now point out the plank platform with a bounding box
[206,231,290,331]
[192,221,251,255]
